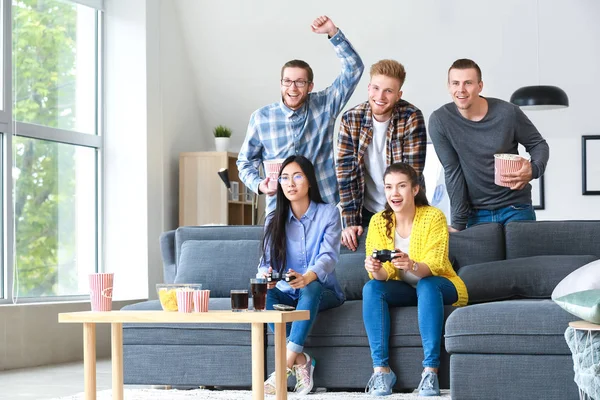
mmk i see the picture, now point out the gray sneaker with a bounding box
[417,370,440,397]
[365,370,396,396]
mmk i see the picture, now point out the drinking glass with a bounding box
[250,278,267,311]
[230,289,249,312]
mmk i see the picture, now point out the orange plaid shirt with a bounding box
[336,100,427,227]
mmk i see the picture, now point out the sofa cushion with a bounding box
[552,259,600,323]
[448,223,505,271]
[505,221,600,259]
[266,300,456,348]
[336,251,370,300]
[459,255,598,304]
[174,226,263,268]
[174,239,262,297]
[445,300,574,355]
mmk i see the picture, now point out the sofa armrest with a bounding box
[160,230,176,283]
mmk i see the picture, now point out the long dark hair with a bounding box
[381,163,429,240]
[261,155,324,272]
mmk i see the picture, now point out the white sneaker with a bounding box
[264,367,294,395]
[294,353,316,395]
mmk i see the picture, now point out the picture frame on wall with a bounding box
[531,175,545,210]
[582,135,600,195]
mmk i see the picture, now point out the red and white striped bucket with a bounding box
[494,154,525,188]
[264,159,285,190]
[193,290,210,312]
[176,290,194,313]
[89,273,114,312]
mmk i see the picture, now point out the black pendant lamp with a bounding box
[510,85,569,110]
[509,0,569,111]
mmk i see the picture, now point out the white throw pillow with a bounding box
[552,259,600,323]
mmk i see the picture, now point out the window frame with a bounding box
[1,0,104,303]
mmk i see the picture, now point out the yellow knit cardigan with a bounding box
[366,206,468,307]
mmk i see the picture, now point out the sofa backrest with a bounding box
[164,225,373,300]
[171,226,264,296]
[505,221,600,259]
[448,223,505,271]
[160,222,511,300]
[336,233,370,301]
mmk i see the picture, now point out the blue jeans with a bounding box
[467,203,536,228]
[362,277,458,369]
[267,281,344,354]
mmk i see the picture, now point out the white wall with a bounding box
[172,0,600,220]
[160,1,206,231]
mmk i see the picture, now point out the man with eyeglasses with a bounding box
[337,59,427,251]
[237,15,364,215]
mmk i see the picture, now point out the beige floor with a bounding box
[0,359,150,400]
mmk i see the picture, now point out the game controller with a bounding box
[372,249,402,263]
[266,271,283,283]
[266,270,297,282]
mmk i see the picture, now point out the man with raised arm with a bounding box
[237,15,364,214]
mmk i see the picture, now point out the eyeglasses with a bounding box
[281,79,311,88]
[278,174,306,185]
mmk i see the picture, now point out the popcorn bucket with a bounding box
[193,290,210,312]
[176,289,194,313]
[263,159,286,190]
[89,273,114,312]
[494,154,525,188]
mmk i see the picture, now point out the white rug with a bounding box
[51,388,451,399]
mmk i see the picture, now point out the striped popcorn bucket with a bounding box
[176,289,194,313]
[89,273,114,312]
[193,290,211,312]
[263,159,285,191]
[494,154,525,188]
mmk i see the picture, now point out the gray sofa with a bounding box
[122,221,600,399]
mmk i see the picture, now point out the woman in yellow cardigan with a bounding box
[363,163,468,397]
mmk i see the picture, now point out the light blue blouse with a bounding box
[258,201,344,302]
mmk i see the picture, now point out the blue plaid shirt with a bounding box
[237,29,364,213]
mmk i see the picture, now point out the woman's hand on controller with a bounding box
[287,269,312,289]
[264,267,276,289]
[391,250,412,271]
[364,255,382,273]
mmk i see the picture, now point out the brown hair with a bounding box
[381,163,429,241]
[281,60,313,83]
[448,58,482,82]
[370,59,406,88]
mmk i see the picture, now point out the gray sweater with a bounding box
[429,97,549,230]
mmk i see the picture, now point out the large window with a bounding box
[2,0,102,302]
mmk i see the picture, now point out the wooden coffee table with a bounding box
[59,310,309,400]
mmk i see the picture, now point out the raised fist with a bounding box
[311,15,337,37]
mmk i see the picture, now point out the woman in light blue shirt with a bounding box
[258,155,344,396]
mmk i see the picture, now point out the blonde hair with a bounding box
[370,59,406,88]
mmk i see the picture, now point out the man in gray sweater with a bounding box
[429,59,549,231]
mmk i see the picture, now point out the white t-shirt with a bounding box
[363,118,390,213]
[394,230,421,288]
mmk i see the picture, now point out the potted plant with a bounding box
[213,125,232,152]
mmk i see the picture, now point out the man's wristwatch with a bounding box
[412,261,419,272]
